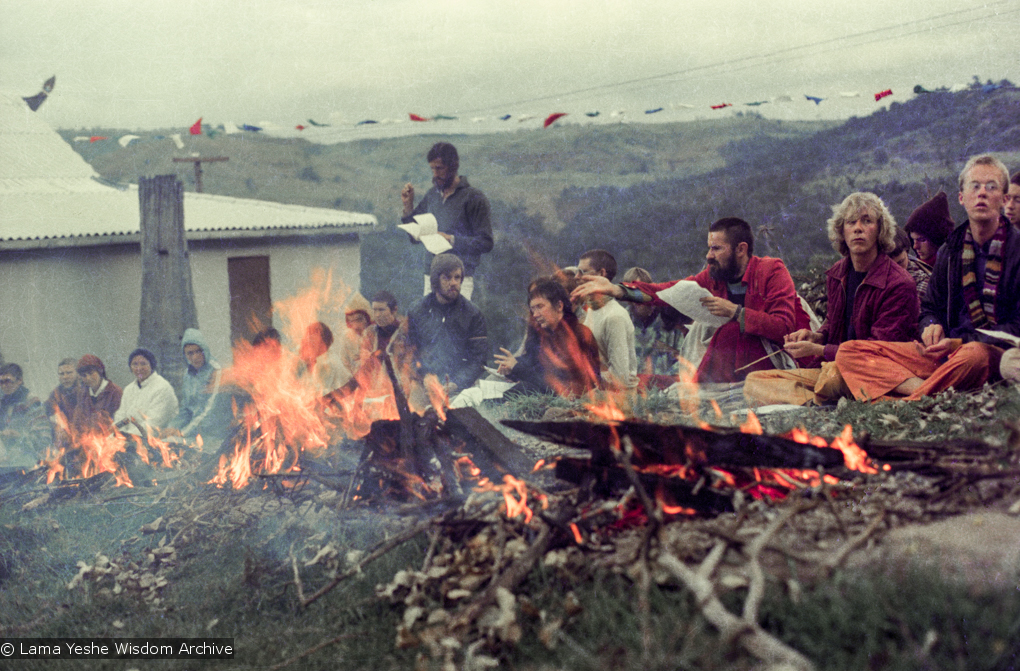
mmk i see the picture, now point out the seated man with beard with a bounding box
[494,278,601,397]
[573,217,800,383]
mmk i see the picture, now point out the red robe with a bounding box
[625,256,799,382]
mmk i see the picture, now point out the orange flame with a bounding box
[423,374,448,422]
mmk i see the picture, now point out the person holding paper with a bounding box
[400,142,493,300]
[494,278,600,397]
[743,193,918,406]
[572,217,800,383]
[835,155,1020,401]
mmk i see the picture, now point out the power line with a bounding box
[459,0,1017,113]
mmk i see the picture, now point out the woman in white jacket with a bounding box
[113,348,179,436]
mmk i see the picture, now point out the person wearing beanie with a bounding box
[113,348,179,435]
[167,328,233,442]
[400,142,494,301]
[405,253,488,394]
[904,191,955,266]
[71,354,123,436]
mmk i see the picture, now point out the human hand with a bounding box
[921,323,945,348]
[401,183,415,215]
[923,338,954,360]
[784,340,823,358]
[571,276,624,301]
[699,296,738,320]
[785,328,819,344]
[494,348,517,376]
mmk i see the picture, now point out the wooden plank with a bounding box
[138,175,199,391]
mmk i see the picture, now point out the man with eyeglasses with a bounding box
[835,154,1019,400]
[0,363,50,467]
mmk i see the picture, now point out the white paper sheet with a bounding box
[655,281,729,327]
[398,213,453,254]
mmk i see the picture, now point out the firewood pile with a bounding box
[4,392,1020,670]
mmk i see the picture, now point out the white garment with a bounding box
[113,372,179,435]
[583,299,638,389]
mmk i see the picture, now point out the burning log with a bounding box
[502,418,847,470]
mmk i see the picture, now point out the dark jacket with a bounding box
[403,177,494,275]
[508,317,601,397]
[818,253,919,361]
[406,293,488,391]
[920,218,1020,342]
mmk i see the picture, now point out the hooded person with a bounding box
[904,192,955,267]
[168,328,233,441]
[113,348,179,436]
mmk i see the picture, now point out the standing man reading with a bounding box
[836,155,1019,400]
[401,142,493,301]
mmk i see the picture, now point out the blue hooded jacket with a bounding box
[169,328,233,439]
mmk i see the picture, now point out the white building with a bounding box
[0,93,376,395]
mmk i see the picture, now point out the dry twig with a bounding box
[300,517,434,608]
[267,632,357,670]
[658,552,816,670]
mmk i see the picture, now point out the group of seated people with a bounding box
[0,330,234,468]
[3,153,1019,470]
[388,153,1020,411]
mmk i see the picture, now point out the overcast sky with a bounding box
[2,0,1018,133]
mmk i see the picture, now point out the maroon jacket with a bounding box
[817,253,919,361]
[71,381,123,435]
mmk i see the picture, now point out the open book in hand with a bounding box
[654,280,729,327]
[398,213,454,255]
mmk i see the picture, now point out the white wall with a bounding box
[0,235,361,399]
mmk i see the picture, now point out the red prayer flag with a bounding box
[874,89,893,102]
[409,113,429,122]
[189,117,203,135]
[89,136,109,143]
[543,112,568,128]
[295,125,306,130]
[710,103,732,110]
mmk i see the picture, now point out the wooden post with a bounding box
[138,175,199,392]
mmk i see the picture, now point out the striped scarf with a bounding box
[961,220,1007,327]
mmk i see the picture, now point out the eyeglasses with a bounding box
[965,181,1002,194]
[0,378,18,385]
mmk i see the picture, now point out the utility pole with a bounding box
[138,175,199,391]
[172,156,228,193]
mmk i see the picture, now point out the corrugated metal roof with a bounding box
[0,93,377,245]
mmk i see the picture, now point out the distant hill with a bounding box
[61,83,1020,352]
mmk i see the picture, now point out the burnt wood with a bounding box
[445,407,529,477]
[502,419,845,470]
[554,457,733,514]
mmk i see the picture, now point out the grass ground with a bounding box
[2,383,1020,670]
